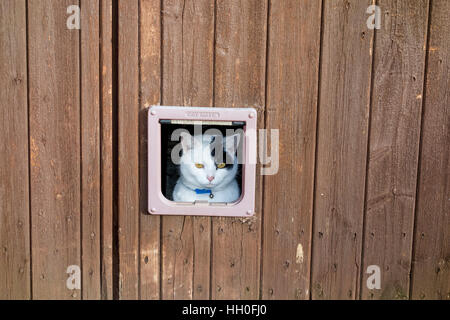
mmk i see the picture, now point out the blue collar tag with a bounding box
[195,189,212,195]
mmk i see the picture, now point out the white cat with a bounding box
[172,132,240,203]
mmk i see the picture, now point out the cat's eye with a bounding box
[217,163,226,169]
[195,163,204,169]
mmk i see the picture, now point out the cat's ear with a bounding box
[180,132,194,152]
[224,133,240,155]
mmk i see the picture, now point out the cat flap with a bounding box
[148,106,257,217]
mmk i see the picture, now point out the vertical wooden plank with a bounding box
[160,0,214,300]
[311,0,374,300]
[262,0,322,300]
[28,0,81,299]
[361,0,429,300]
[411,0,450,300]
[187,0,214,299]
[100,0,114,300]
[0,0,31,299]
[117,0,140,299]
[212,0,267,299]
[139,0,161,300]
[81,0,101,300]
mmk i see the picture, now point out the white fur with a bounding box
[173,133,240,203]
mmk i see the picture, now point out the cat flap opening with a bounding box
[148,106,257,217]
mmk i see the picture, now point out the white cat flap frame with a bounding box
[147,106,257,217]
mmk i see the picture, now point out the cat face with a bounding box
[178,132,239,190]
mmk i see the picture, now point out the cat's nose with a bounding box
[207,176,215,182]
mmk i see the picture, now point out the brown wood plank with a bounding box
[361,0,430,300]
[160,0,214,300]
[261,0,322,300]
[28,0,81,299]
[212,0,267,300]
[0,0,31,300]
[311,0,374,300]
[139,0,161,300]
[117,0,140,299]
[81,0,101,300]
[411,0,450,300]
[100,0,114,300]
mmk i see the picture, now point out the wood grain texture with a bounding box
[262,0,322,300]
[0,0,31,299]
[100,0,114,300]
[139,0,161,300]
[311,0,374,300]
[2,0,448,301]
[160,0,214,300]
[117,0,140,299]
[81,0,101,300]
[411,0,450,300]
[212,0,267,300]
[361,0,430,300]
[28,0,81,299]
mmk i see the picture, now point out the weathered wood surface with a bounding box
[117,0,140,299]
[100,0,114,300]
[0,0,30,300]
[361,0,430,300]
[1,0,448,300]
[81,0,101,300]
[139,0,161,301]
[28,0,82,299]
[262,0,322,300]
[410,0,450,300]
[311,0,374,300]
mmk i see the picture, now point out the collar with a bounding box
[180,179,213,196]
[194,188,212,195]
